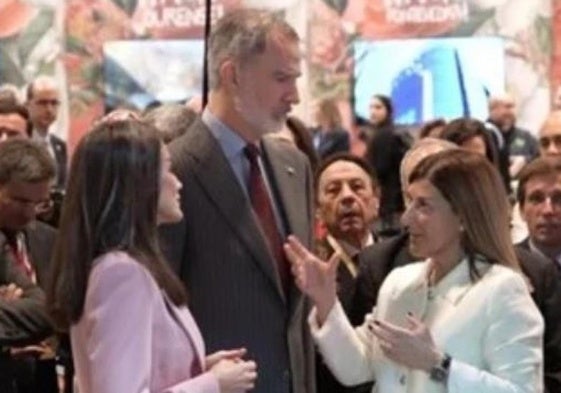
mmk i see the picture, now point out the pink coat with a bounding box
[71,251,219,393]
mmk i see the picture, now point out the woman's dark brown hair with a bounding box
[409,149,519,280]
[47,119,186,330]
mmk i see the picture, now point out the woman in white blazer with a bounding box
[47,115,257,393]
[285,149,543,393]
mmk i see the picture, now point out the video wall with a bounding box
[353,37,505,125]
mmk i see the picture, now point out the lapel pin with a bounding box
[286,166,295,175]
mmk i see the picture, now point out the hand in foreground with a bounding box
[0,283,23,301]
[206,348,247,369]
[369,314,442,372]
[210,357,257,393]
[284,235,339,323]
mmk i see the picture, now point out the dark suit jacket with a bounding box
[315,128,350,159]
[160,119,315,393]
[49,134,67,190]
[0,226,53,392]
[355,233,561,393]
[23,221,57,288]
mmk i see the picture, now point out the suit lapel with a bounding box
[261,138,310,313]
[180,122,286,302]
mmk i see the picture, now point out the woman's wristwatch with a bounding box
[429,353,452,383]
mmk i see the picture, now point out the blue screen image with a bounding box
[353,37,505,125]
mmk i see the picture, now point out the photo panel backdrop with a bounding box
[311,0,554,152]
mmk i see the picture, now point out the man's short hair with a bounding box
[314,153,379,199]
[0,139,56,185]
[143,104,198,144]
[517,157,561,205]
[208,8,299,89]
[0,100,32,136]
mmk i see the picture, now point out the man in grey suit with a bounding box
[160,9,315,393]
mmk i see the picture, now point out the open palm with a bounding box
[284,235,339,312]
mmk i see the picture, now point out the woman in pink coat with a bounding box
[47,116,257,393]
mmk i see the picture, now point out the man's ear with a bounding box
[219,59,239,91]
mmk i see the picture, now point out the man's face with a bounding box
[0,180,51,230]
[539,115,561,157]
[317,160,379,242]
[0,113,28,141]
[490,98,516,131]
[233,33,301,138]
[27,85,59,131]
[521,174,561,250]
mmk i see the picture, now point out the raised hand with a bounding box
[283,235,339,323]
[369,313,442,372]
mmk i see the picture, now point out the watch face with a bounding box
[430,367,447,382]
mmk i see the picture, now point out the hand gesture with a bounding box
[206,348,246,369]
[283,235,339,323]
[210,358,257,393]
[369,313,442,371]
[0,283,23,301]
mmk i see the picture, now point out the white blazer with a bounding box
[310,258,544,393]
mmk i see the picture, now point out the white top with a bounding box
[309,258,544,393]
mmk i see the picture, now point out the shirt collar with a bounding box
[202,108,247,160]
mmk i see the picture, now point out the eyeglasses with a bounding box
[33,99,60,107]
[539,135,561,149]
[526,191,561,208]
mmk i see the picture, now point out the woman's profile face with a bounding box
[157,145,183,225]
[401,179,462,259]
[368,97,388,125]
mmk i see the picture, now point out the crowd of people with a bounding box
[0,7,559,393]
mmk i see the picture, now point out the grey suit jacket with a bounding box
[160,119,315,393]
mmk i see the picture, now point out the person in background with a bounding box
[538,110,561,157]
[0,101,31,141]
[312,98,350,159]
[274,116,319,172]
[0,139,54,393]
[487,93,538,182]
[285,149,543,393]
[418,118,446,139]
[143,103,199,144]
[47,117,257,393]
[26,76,67,191]
[440,118,501,175]
[160,9,315,393]
[364,94,408,237]
[313,153,379,393]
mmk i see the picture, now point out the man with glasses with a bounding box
[26,76,67,189]
[539,110,561,157]
[0,138,58,393]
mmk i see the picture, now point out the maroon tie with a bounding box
[244,144,289,293]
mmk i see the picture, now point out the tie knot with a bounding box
[244,143,260,163]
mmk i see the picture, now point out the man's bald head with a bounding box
[488,93,516,131]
